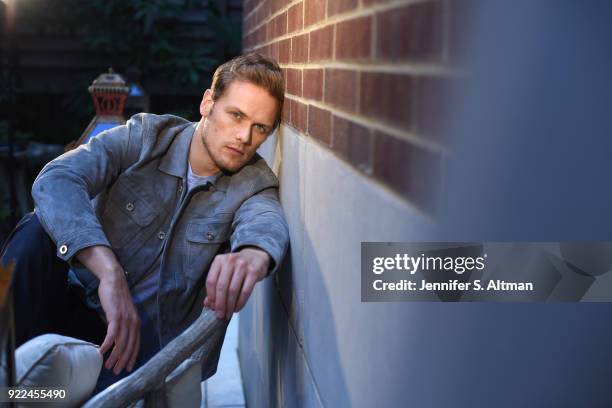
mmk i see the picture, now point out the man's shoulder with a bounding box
[237,153,279,190]
[126,113,195,153]
[128,113,193,136]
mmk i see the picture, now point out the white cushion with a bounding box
[15,334,103,407]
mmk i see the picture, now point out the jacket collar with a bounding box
[158,122,195,180]
[157,123,231,192]
[157,122,276,193]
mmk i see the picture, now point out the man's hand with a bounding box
[204,247,270,320]
[97,272,141,375]
[76,246,141,375]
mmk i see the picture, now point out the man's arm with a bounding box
[31,115,145,374]
[204,187,289,319]
[32,116,144,261]
[75,246,140,374]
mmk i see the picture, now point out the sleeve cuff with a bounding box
[55,228,111,265]
[231,240,283,277]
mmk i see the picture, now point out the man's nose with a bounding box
[236,124,252,144]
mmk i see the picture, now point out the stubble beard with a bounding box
[200,119,244,173]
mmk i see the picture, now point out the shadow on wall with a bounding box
[239,128,351,407]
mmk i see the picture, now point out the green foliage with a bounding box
[4,0,242,145]
[75,0,238,86]
[0,121,33,144]
[17,0,242,87]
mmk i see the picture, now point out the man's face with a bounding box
[198,80,278,173]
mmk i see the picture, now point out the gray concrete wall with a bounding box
[238,127,612,408]
[239,126,434,407]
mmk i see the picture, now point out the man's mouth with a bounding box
[225,146,244,156]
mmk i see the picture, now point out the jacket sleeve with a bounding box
[229,187,289,277]
[31,114,145,263]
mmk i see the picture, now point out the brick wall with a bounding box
[243,0,468,214]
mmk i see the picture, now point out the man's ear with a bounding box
[200,89,214,117]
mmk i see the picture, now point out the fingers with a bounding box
[99,320,118,355]
[113,313,140,374]
[205,257,222,310]
[112,326,133,375]
[205,251,268,319]
[225,261,246,319]
[235,272,257,312]
[102,308,140,375]
[127,326,140,372]
[214,260,233,319]
[96,271,141,375]
[105,327,127,372]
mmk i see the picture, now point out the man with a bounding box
[1,53,289,391]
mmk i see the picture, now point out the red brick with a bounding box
[242,34,251,50]
[272,11,288,39]
[309,25,334,62]
[304,0,326,28]
[377,1,443,61]
[244,0,257,13]
[362,0,392,5]
[360,72,413,130]
[303,69,324,101]
[269,0,285,14]
[259,44,270,57]
[282,68,288,92]
[291,100,308,133]
[373,132,441,212]
[336,16,372,60]
[269,41,280,61]
[266,21,274,42]
[288,2,304,33]
[286,69,303,96]
[332,116,372,173]
[254,5,262,26]
[255,25,266,45]
[283,97,292,123]
[256,1,271,26]
[328,0,358,16]
[307,105,332,145]
[244,13,254,33]
[278,39,291,63]
[324,69,358,112]
[291,33,309,63]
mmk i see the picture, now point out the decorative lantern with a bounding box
[73,68,130,147]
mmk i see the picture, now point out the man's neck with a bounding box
[189,122,219,177]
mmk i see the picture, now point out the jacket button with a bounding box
[178,184,183,193]
[158,231,166,240]
[126,202,135,211]
[59,244,68,255]
[206,232,215,241]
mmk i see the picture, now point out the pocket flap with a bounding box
[186,218,232,244]
[113,180,156,227]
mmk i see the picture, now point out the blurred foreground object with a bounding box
[0,261,16,390]
[440,0,612,241]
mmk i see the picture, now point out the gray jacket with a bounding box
[31,113,289,376]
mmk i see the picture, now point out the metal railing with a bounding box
[83,308,226,408]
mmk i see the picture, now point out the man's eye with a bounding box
[255,125,267,134]
[231,112,241,119]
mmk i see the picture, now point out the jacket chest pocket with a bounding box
[101,180,158,250]
[184,217,232,281]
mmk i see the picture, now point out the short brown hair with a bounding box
[210,53,284,129]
